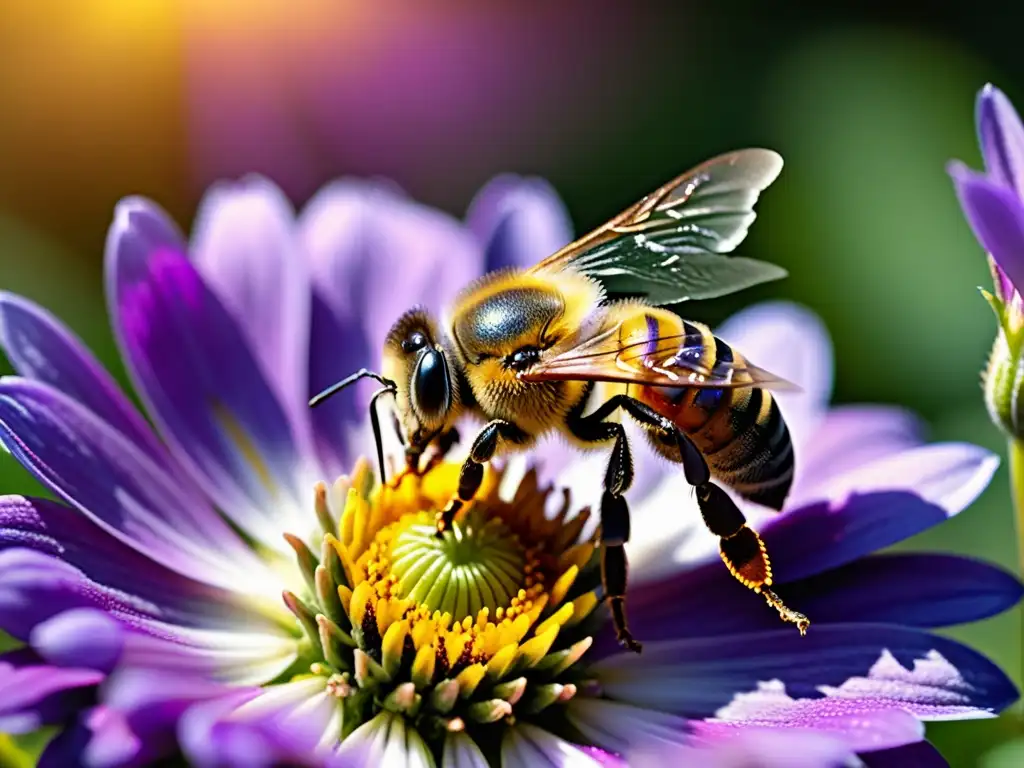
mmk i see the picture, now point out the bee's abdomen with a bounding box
[640,327,794,510]
[698,386,794,511]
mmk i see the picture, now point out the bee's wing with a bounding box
[519,329,800,392]
[531,149,786,305]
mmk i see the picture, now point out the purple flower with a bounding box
[948,84,1024,438]
[0,174,1019,768]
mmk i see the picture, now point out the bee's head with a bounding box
[382,308,457,451]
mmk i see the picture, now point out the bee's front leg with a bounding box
[436,420,519,536]
[421,427,461,476]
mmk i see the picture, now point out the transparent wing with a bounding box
[532,149,787,304]
[519,327,800,391]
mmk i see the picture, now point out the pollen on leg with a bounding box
[719,525,771,589]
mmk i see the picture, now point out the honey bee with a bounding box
[311,149,809,653]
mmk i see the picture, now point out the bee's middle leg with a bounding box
[565,401,641,653]
[435,420,519,537]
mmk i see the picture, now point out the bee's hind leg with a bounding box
[694,478,809,634]
[436,420,521,537]
[660,424,809,635]
[601,396,809,636]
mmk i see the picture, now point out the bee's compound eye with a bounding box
[413,348,450,419]
[508,346,540,372]
[402,331,428,354]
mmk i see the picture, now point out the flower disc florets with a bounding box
[282,458,600,756]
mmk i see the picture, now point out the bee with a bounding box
[311,149,809,653]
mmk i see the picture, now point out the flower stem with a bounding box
[1009,438,1024,704]
[1010,439,1024,575]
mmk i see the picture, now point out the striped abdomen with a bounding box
[624,311,795,510]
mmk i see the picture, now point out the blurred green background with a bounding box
[1,1,1022,765]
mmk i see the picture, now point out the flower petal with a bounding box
[716,302,833,450]
[443,731,490,768]
[300,180,482,474]
[334,710,435,768]
[120,627,300,688]
[0,549,105,640]
[779,554,1022,629]
[0,379,271,592]
[653,724,869,768]
[591,624,1017,720]
[948,162,1024,295]
[610,553,1023,649]
[465,174,573,272]
[38,706,147,768]
[0,495,276,631]
[766,486,983,585]
[107,198,314,551]
[566,698,691,755]
[705,685,924,753]
[190,176,312,444]
[501,723,605,768]
[86,669,238,767]
[178,687,328,768]
[31,609,124,674]
[861,741,949,767]
[0,649,102,734]
[977,84,1024,197]
[798,443,998,519]
[0,293,168,466]
[791,405,926,501]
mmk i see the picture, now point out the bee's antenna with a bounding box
[309,369,396,408]
[368,386,395,486]
[310,369,398,484]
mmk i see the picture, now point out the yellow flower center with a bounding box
[281,457,601,741]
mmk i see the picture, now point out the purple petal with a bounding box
[590,624,1017,720]
[791,405,926,502]
[703,689,924,753]
[464,174,573,272]
[862,741,949,767]
[0,649,102,734]
[0,379,268,591]
[0,495,272,631]
[100,668,241,765]
[977,84,1024,197]
[38,706,149,768]
[190,177,313,446]
[949,162,1024,295]
[107,198,313,551]
[860,745,946,768]
[649,726,859,768]
[118,627,300,689]
[716,302,833,449]
[766,488,981,584]
[179,689,328,768]
[565,698,691,755]
[31,609,124,674]
[608,553,1022,648]
[501,723,607,768]
[0,293,168,466]
[796,443,998,519]
[0,549,102,640]
[778,554,1022,629]
[300,180,483,474]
